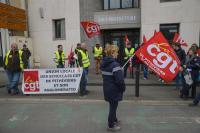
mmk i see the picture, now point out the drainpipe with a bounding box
[24,0,30,37]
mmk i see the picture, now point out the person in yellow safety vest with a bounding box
[54,45,65,68]
[77,43,90,96]
[124,42,135,78]
[93,43,103,74]
[74,43,81,67]
[4,43,24,95]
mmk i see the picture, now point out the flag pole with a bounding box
[122,54,135,69]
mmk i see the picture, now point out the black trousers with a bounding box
[108,101,118,128]
[182,71,197,98]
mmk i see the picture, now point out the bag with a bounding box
[183,69,193,85]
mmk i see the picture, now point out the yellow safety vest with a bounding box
[75,48,81,54]
[124,48,135,60]
[55,51,65,65]
[5,50,24,70]
[79,50,90,68]
[94,46,102,57]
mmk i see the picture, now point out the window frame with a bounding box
[52,18,66,40]
[103,0,140,10]
[160,23,180,44]
[160,0,181,3]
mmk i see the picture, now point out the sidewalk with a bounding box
[0,69,174,87]
[0,70,199,101]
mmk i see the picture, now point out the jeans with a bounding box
[174,71,183,89]
[6,70,21,93]
[193,92,200,105]
[57,64,64,68]
[80,68,89,95]
[108,101,118,128]
[95,58,101,74]
[143,65,148,78]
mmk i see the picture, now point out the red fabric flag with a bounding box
[143,35,147,43]
[173,33,188,47]
[125,35,130,46]
[68,46,74,66]
[81,21,100,38]
[135,32,181,82]
[154,30,158,36]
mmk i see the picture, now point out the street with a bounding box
[0,99,200,133]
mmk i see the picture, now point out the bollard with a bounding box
[135,64,140,97]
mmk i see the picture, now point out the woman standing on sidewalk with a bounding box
[101,44,126,131]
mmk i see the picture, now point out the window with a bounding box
[160,0,181,2]
[122,0,132,8]
[160,23,179,44]
[53,19,65,40]
[110,0,120,9]
[103,0,139,10]
[104,0,109,9]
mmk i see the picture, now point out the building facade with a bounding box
[7,0,199,68]
[27,0,81,68]
[141,0,200,50]
[0,0,28,69]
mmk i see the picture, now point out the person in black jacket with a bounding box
[100,44,126,131]
[174,43,186,91]
[22,44,31,69]
[181,48,199,99]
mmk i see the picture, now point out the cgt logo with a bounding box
[23,70,40,92]
[86,24,100,34]
[81,21,100,38]
[147,44,178,74]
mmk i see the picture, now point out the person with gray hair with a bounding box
[4,43,24,95]
[77,43,90,96]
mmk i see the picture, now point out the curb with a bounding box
[0,83,176,88]
[0,98,192,106]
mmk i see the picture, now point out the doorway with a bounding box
[102,28,140,48]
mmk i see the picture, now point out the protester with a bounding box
[174,42,186,90]
[180,48,198,99]
[78,43,90,96]
[4,43,24,95]
[117,43,125,67]
[22,44,31,69]
[124,42,135,78]
[74,43,81,67]
[93,43,103,74]
[190,43,199,55]
[101,44,125,131]
[54,45,65,68]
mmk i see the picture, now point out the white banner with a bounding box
[22,68,83,94]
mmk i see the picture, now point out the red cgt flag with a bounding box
[81,21,100,38]
[143,35,147,43]
[125,35,130,46]
[173,33,188,47]
[135,32,181,82]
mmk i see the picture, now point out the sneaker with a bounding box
[114,120,121,126]
[107,125,121,132]
[143,77,147,80]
